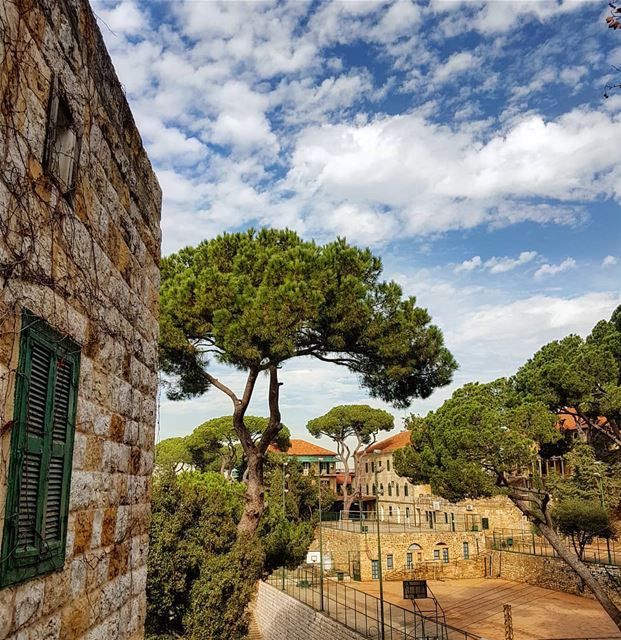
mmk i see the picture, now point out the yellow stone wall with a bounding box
[314,526,488,582]
[358,450,528,532]
[0,0,161,638]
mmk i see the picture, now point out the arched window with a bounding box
[388,484,392,496]
[396,484,400,497]
[404,484,409,497]
[388,506,393,517]
[366,484,369,495]
[380,483,384,495]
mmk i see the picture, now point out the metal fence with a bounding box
[490,529,621,567]
[321,510,485,535]
[266,566,481,640]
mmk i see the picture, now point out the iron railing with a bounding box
[490,529,621,567]
[321,510,487,535]
[266,566,481,640]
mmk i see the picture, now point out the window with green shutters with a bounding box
[0,311,80,587]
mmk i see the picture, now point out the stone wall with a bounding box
[386,556,488,581]
[316,527,487,581]
[491,551,621,607]
[0,0,160,638]
[255,582,366,640]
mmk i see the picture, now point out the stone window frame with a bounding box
[43,75,83,206]
[0,310,80,588]
[386,554,393,570]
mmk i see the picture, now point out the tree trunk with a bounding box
[510,494,621,630]
[340,449,354,519]
[238,448,264,536]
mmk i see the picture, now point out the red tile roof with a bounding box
[556,409,607,431]
[365,431,411,453]
[269,439,337,456]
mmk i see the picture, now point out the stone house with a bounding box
[269,439,340,494]
[0,0,160,638]
[358,432,527,532]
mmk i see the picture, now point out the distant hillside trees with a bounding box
[307,404,394,518]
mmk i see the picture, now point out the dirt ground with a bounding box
[356,577,621,640]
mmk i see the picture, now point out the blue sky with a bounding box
[92,0,621,446]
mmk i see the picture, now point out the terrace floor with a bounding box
[356,577,621,640]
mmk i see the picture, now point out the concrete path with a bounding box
[356,577,621,640]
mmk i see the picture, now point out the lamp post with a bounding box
[374,451,386,640]
[281,460,289,590]
[282,460,289,517]
[318,456,325,611]
[594,470,613,565]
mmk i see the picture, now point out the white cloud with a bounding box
[602,255,619,267]
[285,106,621,240]
[455,256,483,273]
[454,251,537,274]
[433,52,480,85]
[484,251,538,274]
[470,0,598,34]
[93,0,146,36]
[533,258,577,279]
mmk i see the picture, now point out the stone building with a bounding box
[358,432,527,532]
[269,439,340,493]
[0,0,161,638]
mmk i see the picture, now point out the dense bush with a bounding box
[146,470,254,640]
[147,455,335,639]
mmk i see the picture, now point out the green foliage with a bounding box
[185,416,290,474]
[547,442,621,506]
[394,379,559,501]
[515,305,621,456]
[147,459,329,639]
[184,541,264,640]
[553,498,616,559]
[307,404,394,445]
[146,470,246,639]
[160,228,457,408]
[259,457,335,572]
[155,437,192,472]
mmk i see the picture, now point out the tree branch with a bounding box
[203,370,239,405]
[258,366,282,453]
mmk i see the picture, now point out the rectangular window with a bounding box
[365,462,368,473]
[463,542,470,560]
[386,459,390,471]
[1,311,80,587]
[482,517,489,530]
[433,549,440,561]
[387,554,393,570]
[371,559,379,579]
[406,552,413,569]
[442,548,449,563]
[43,77,81,203]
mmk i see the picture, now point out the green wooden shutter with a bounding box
[0,311,80,587]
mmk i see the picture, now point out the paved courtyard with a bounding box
[357,577,621,640]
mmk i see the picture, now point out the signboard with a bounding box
[403,580,428,600]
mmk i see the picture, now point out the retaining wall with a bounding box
[255,581,366,640]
